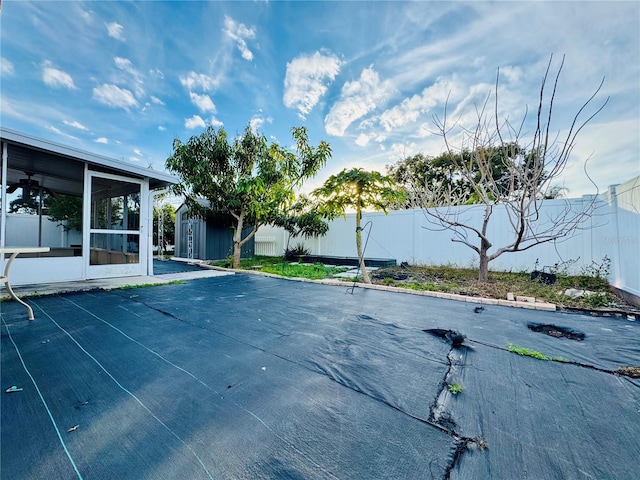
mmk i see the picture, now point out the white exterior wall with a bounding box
[257,178,640,298]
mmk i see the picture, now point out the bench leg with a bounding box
[3,281,35,320]
[3,253,35,320]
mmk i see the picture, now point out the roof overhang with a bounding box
[0,127,178,191]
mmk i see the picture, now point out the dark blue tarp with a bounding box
[2,273,639,479]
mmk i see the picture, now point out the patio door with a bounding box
[85,171,148,279]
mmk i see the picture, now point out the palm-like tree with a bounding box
[313,168,403,284]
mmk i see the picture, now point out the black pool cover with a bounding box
[2,274,639,479]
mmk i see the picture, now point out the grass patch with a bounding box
[118,280,184,290]
[260,262,349,280]
[208,257,630,311]
[210,256,350,280]
[1,291,45,301]
[506,343,568,362]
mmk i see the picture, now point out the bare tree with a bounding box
[406,55,608,282]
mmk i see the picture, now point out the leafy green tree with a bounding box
[46,194,83,231]
[166,124,331,268]
[388,143,529,207]
[271,194,330,260]
[272,194,329,245]
[153,203,176,250]
[312,168,404,284]
[273,195,329,239]
[10,196,41,215]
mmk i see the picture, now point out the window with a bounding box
[2,168,83,257]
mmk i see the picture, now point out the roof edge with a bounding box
[0,127,178,186]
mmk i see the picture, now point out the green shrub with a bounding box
[285,243,311,260]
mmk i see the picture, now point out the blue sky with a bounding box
[1,1,638,198]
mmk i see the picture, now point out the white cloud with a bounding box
[149,68,164,79]
[46,125,78,140]
[283,51,343,119]
[355,133,371,147]
[63,120,88,131]
[114,57,134,73]
[79,9,93,24]
[185,115,206,129]
[150,96,164,105]
[92,84,138,110]
[94,137,108,144]
[355,133,386,147]
[158,125,166,132]
[1,57,14,76]
[42,61,76,89]
[248,115,272,133]
[560,118,640,195]
[106,22,125,41]
[189,92,216,113]
[324,66,395,136]
[223,15,256,61]
[448,82,498,128]
[114,57,144,98]
[499,65,523,84]
[133,148,143,156]
[390,142,418,160]
[378,77,460,132]
[417,123,434,138]
[179,72,218,91]
[210,117,224,128]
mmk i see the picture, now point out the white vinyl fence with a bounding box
[5,213,82,248]
[258,177,640,301]
[255,236,277,256]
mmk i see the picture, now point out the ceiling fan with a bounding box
[7,172,56,198]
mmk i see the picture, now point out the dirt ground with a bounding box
[370,265,640,318]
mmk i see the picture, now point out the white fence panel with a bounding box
[255,236,276,256]
[609,178,640,297]
[5,214,81,247]
[255,178,639,300]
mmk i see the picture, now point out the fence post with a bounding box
[607,185,621,287]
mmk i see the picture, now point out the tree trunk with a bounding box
[477,205,492,282]
[478,241,490,282]
[232,215,244,269]
[355,209,371,284]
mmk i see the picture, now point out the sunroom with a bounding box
[0,128,177,286]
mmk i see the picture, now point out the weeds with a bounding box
[374,264,617,309]
[260,262,349,280]
[209,257,623,310]
[581,255,611,279]
[118,280,184,290]
[285,243,311,259]
[210,256,350,280]
[506,343,568,362]
[616,366,640,378]
[447,383,463,395]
